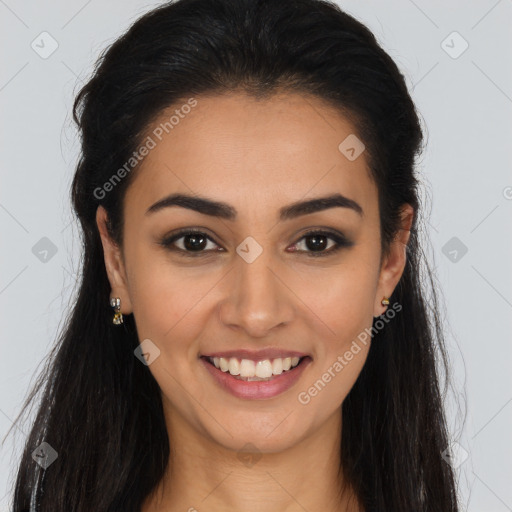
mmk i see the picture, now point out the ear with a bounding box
[373,203,414,318]
[96,205,133,315]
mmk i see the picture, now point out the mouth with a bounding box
[199,353,312,400]
[200,355,311,382]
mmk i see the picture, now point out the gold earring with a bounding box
[110,297,124,325]
[381,296,390,306]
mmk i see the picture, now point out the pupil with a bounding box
[182,234,327,252]
[184,233,207,251]
[306,235,327,251]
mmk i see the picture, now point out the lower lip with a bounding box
[200,356,312,400]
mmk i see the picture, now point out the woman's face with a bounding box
[97,91,411,454]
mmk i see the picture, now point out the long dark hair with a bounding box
[7,0,460,510]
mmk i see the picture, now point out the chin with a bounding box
[204,411,310,455]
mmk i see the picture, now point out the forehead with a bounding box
[125,92,377,221]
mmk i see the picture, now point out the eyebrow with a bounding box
[145,192,363,220]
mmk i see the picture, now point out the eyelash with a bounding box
[159,228,353,258]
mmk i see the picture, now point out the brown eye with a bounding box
[289,230,353,257]
[180,232,208,251]
[160,228,353,258]
[160,229,222,255]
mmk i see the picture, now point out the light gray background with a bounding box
[1,1,511,510]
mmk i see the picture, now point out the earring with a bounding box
[381,296,390,307]
[110,297,124,325]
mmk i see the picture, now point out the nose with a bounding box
[218,250,294,338]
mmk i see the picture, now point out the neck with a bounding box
[141,405,363,512]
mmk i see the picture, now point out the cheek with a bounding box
[295,270,374,412]
[126,250,223,358]
[288,251,378,402]
[294,257,378,336]
[124,244,184,335]
[129,268,199,339]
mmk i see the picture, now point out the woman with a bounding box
[9,0,460,510]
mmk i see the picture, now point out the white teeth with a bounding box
[228,357,240,375]
[255,360,273,378]
[272,358,283,375]
[240,359,255,377]
[219,357,229,372]
[208,355,303,379]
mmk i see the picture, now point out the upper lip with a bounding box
[201,348,310,362]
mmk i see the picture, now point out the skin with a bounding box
[96,91,413,512]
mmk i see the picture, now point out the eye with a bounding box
[288,229,354,257]
[159,228,353,257]
[159,229,222,256]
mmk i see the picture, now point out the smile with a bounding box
[200,355,312,399]
[207,355,303,381]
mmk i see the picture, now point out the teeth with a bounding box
[209,355,303,379]
[255,360,273,378]
[219,357,229,372]
[240,359,255,377]
[228,357,240,375]
[272,358,283,375]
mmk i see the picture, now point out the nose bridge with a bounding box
[219,241,293,336]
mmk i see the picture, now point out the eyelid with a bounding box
[159,227,353,257]
[291,228,354,256]
[159,228,221,254]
